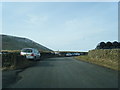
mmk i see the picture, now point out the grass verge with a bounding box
[75,55,119,71]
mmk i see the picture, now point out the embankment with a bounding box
[75,49,119,70]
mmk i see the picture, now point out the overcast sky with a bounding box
[1,2,118,51]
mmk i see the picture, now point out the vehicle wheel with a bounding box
[34,56,37,61]
[38,56,41,61]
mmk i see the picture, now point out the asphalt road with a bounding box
[7,57,118,88]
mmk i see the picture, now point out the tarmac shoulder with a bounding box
[2,69,23,88]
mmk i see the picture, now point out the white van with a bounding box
[20,48,41,60]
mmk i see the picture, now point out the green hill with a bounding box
[1,34,52,51]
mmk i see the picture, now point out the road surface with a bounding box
[7,57,118,88]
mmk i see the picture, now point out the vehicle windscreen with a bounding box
[21,49,32,53]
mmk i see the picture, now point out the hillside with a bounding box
[1,34,52,51]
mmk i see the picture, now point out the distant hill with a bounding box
[1,34,52,51]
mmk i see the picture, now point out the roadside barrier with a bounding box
[2,51,56,70]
